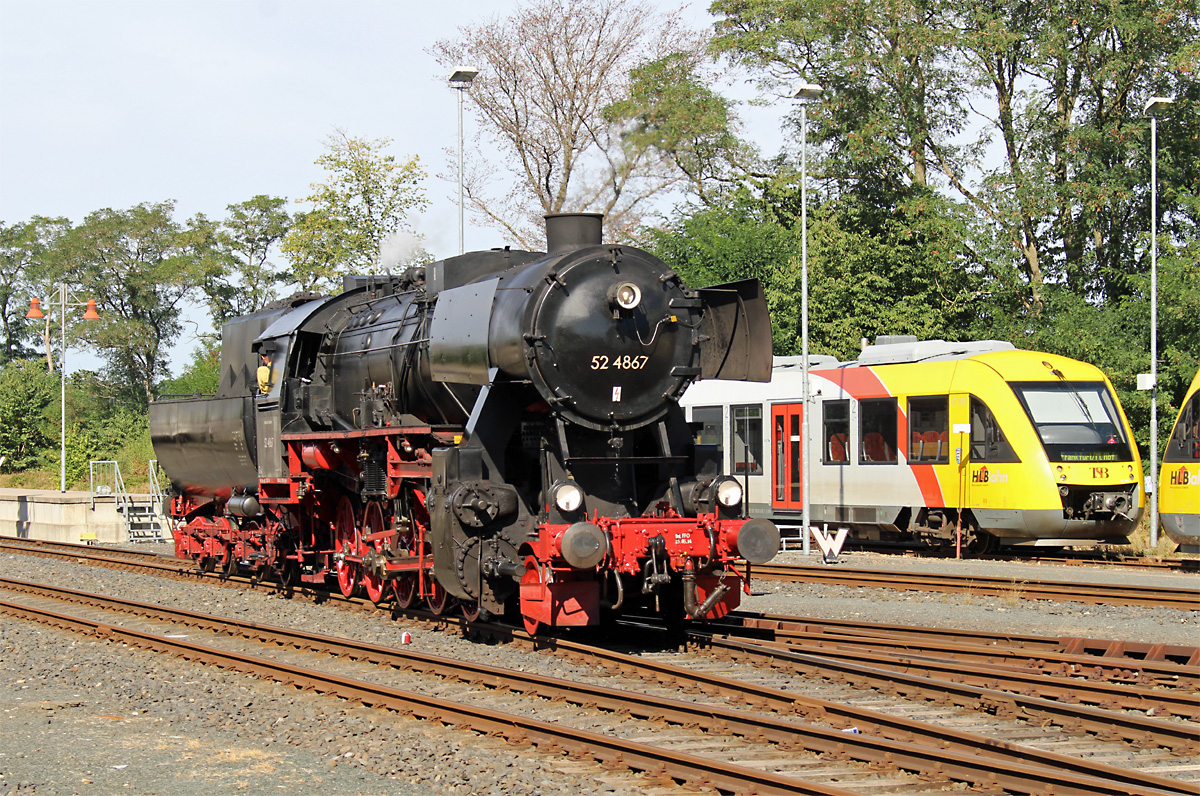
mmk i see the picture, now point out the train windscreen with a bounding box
[1010,381,1133,463]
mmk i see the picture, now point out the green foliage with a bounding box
[0,359,57,471]
[159,342,221,396]
[0,216,71,365]
[282,130,428,289]
[648,178,981,360]
[806,191,981,360]
[59,422,101,487]
[604,52,746,204]
[645,185,803,354]
[204,196,292,327]
[53,201,222,407]
[711,0,1200,312]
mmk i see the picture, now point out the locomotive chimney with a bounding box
[545,213,603,255]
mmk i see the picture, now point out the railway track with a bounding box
[842,545,1199,572]
[2,574,1197,796]
[751,562,1200,610]
[8,536,1197,612]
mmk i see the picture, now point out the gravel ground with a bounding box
[0,546,1196,795]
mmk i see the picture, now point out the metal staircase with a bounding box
[89,460,168,543]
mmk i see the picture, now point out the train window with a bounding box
[969,397,1020,463]
[908,396,949,463]
[1011,381,1132,462]
[1164,391,1200,463]
[692,406,723,452]
[859,399,898,464]
[731,404,763,474]
[823,400,850,464]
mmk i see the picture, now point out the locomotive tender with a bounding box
[1160,368,1199,553]
[150,214,781,633]
[680,337,1145,551]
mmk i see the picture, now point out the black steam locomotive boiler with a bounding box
[151,214,780,633]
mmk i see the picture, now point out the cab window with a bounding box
[970,397,1020,463]
[1164,390,1200,463]
[908,396,949,463]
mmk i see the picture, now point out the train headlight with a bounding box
[552,480,584,513]
[715,477,743,508]
[608,281,642,311]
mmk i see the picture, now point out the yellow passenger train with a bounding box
[1160,369,1200,553]
[680,337,1144,551]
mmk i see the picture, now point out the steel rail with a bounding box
[0,536,187,572]
[713,632,1199,719]
[724,616,1199,693]
[751,563,1200,610]
[0,578,1191,796]
[688,633,1200,756]
[728,610,1200,667]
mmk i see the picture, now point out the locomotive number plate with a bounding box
[591,354,650,370]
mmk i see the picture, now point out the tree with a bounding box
[51,202,220,407]
[711,0,967,192]
[711,0,1200,313]
[0,217,70,365]
[158,341,221,397]
[282,130,428,289]
[603,52,750,206]
[647,176,981,360]
[430,0,710,246]
[203,196,292,327]
[0,358,58,471]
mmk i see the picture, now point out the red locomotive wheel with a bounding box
[461,602,490,623]
[425,578,449,615]
[336,559,360,599]
[362,568,386,604]
[334,495,359,598]
[392,574,417,609]
[520,556,543,636]
[360,502,387,605]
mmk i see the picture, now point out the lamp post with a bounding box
[1145,96,1173,547]
[449,66,479,255]
[26,284,100,492]
[793,83,823,556]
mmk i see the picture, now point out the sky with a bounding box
[0,0,791,375]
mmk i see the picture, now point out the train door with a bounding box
[771,403,803,511]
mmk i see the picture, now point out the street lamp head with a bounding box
[82,299,100,320]
[449,66,479,86]
[793,83,824,102]
[1144,96,1174,116]
[26,297,44,319]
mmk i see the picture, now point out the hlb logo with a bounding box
[972,466,989,483]
[1170,466,1191,486]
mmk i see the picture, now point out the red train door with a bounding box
[772,403,804,511]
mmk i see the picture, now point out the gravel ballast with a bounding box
[1,546,1196,795]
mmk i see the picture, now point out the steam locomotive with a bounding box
[150,214,780,633]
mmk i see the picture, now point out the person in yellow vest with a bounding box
[257,352,273,395]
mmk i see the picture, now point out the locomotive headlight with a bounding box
[552,480,584,513]
[715,477,743,508]
[608,281,642,311]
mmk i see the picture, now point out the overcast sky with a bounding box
[0,0,790,374]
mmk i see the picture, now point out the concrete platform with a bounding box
[0,488,145,544]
